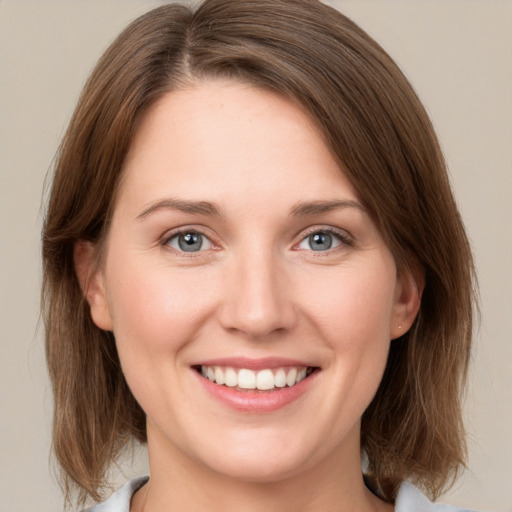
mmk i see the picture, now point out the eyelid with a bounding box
[161,226,219,255]
[159,224,353,256]
[293,226,354,252]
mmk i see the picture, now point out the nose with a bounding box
[218,249,297,339]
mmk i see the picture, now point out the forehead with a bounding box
[118,79,360,210]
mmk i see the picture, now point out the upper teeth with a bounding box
[201,366,309,390]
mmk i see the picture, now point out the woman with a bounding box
[42,1,477,511]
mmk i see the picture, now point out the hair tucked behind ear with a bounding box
[42,0,476,506]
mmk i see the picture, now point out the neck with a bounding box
[132,426,392,512]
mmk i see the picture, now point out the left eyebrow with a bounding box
[290,199,366,216]
[136,198,222,219]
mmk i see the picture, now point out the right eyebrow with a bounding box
[290,199,366,217]
[136,198,222,220]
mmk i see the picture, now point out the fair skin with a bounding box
[77,80,420,512]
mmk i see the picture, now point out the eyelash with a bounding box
[161,226,353,256]
[294,227,353,254]
[161,227,216,257]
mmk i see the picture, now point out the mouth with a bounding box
[193,365,319,392]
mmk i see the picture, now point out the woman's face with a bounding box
[86,80,417,483]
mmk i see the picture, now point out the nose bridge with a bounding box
[219,241,295,338]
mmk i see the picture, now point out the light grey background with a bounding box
[0,1,510,511]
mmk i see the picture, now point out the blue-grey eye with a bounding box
[298,230,343,252]
[167,231,212,252]
[309,232,332,251]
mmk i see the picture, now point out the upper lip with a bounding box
[191,356,318,370]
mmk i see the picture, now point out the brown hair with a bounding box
[42,0,476,506]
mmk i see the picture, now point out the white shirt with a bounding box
[84,476,475,512]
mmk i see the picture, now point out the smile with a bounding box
[198,365,316,391]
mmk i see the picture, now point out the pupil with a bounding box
[310,232,332,251]
[179,232,202,252]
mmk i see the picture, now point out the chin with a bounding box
[203,452,308,484]
[186,424,330,484]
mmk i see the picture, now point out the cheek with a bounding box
[104,254,218,359]
[316,268,396,411]
[103,256,222,418]
[301,265,397,347]
[303,263,395,406]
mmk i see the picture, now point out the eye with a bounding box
[165,231,213,253]
[297,229,348,252]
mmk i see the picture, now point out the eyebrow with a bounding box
[136,197,366,220]
[290,199,366,216]
[136,198,222,219]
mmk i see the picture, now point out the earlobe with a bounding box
[74,240,113,331]
[390,261,425,340]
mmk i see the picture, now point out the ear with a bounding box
[74,240,113,331]
[390,259,425,340]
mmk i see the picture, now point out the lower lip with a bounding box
[194,370,318,413]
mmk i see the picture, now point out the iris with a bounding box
[178,232,203,252]
[308,232,333,251]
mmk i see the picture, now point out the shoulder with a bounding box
[396,481,478,512]
[82,476,149,512]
